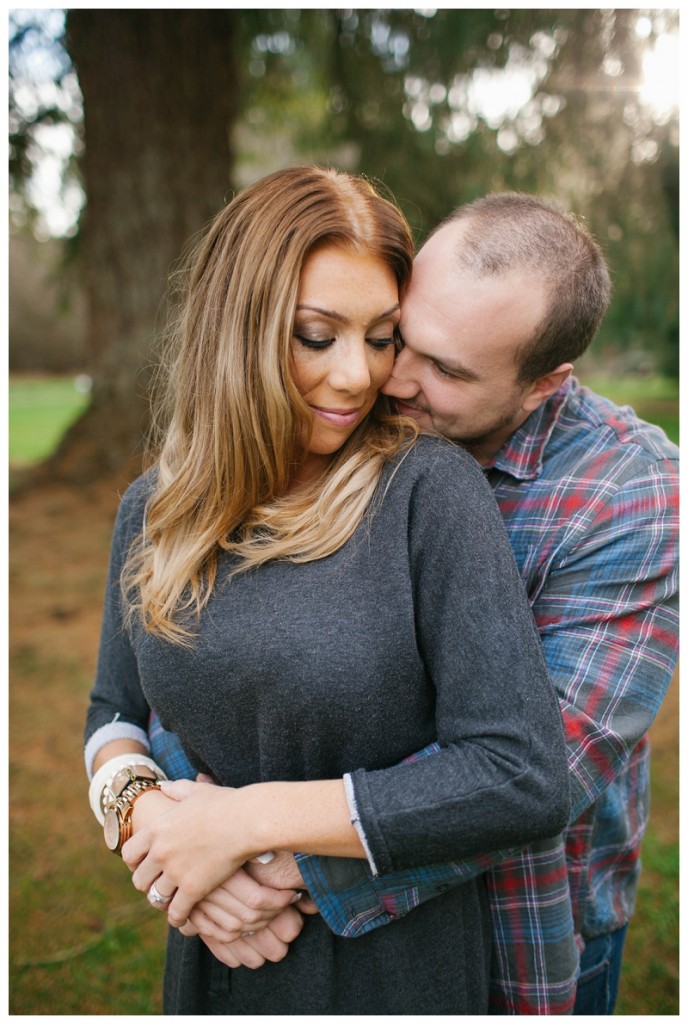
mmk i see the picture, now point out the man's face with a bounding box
[382,223,550,463]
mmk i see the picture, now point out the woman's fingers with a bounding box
[178,920,200,937]
[146,877,176,911]
[122,783,249,925]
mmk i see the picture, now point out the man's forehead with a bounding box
[399,277,529,378]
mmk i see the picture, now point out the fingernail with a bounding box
[290,892,303,903]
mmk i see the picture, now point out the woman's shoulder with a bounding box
[386,434,487,492]
[378,435,502,539]
[120,466,157,506]
[113,467,158,532]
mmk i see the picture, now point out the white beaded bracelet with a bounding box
[88,753,168,826]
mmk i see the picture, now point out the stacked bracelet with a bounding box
[88,753,167,826]
[103,766,164,855]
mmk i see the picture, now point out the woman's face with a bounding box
[291,243,400,481]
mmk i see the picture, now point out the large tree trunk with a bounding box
[54,10,240,479]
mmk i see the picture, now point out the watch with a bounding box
[102,765,163,855]
[100,763,163,818]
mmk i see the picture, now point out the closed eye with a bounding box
[367,336,395,350]
[433,362,457,379]
[432,358,480,383]
[294,334,335,350]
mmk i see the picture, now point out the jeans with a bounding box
[573,925,628,1015]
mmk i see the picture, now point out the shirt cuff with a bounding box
[84,719,150,779]
[343,772,379,876]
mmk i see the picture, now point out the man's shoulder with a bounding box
[544,379,678,479]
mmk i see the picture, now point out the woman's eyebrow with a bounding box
[296,303,400,323]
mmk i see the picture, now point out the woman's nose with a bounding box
[329,340,372,393]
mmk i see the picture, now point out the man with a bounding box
[150,194,679,1014]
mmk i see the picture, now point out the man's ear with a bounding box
[522,363,573,414]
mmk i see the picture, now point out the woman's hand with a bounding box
[123,773,362,927]
[130,787,180,832]
[122,779,260,927]
[195,905,306,969]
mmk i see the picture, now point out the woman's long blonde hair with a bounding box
[123,166,417,643]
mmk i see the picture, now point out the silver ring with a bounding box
[147,880,174,908]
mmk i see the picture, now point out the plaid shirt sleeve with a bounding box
[532,459,679,819]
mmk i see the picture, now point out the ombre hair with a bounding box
[123,166,417,643]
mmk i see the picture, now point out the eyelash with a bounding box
[294,334,395,351]
[294,335,333,350]
[434,364,456,380]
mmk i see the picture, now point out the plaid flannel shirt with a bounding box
[148,378,679,1015]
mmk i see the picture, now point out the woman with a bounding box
[85,166,569,1014]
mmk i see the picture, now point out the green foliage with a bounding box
[233,9,679,372]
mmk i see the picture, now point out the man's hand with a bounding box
[244,851,319,915]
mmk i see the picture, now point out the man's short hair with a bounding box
[442,193,612,383]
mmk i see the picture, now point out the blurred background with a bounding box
[8,8,678,1014]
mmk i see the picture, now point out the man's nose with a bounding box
[381,345,418,397]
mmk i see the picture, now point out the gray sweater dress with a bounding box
[86,436,570,1015]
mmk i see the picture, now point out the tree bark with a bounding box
[55,10,240,479]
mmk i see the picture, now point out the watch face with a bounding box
[103,807,121,851]
[111,765,158,798]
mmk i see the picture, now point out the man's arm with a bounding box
[536,465,679,817]
[299,458,679,924]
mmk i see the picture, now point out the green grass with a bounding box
[9,374,91,465]
[615,828,679,1014]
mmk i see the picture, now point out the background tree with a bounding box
[54,10,244,475]
[9,8,678,478]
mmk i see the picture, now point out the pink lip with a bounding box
[311,405,362,427]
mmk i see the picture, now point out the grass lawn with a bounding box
[9,374,92,466]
